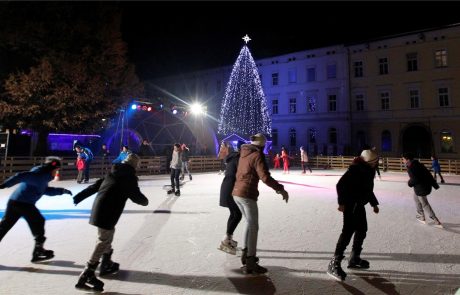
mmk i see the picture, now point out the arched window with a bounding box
[381,130,392,152]
[289,128,296,146]
[329,128,337,144]
[440,130,454,153]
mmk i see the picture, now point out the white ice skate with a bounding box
[218,240,237,255]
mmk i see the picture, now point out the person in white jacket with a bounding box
[168,143,183,196]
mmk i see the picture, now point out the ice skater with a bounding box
[232,133,289,275]
[273,153,281,169]
[327,149,380,281]
[300,146,312,173]
[0,157,72,263]
[73,153,148,292]
[403,152,443,228]
[281,147,291,174]
[74,142,94,183]
[431,155,445,184]
[180,143,192,181]
[218,140,245,255]
[167,143,183,196]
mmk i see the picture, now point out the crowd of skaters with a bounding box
[0,133,449,290]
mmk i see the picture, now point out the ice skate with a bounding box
[167,188,175,194]
[174,190,181,196]
[75,262,104,292]
[348,251,370,269]
[242,256,267,275]
[432,218,444,229]
[189,174,192,180]
[99,249,120,276]
[240,248,259,265]
[326,256,347,281]
[416,216,427,225]
[218,240,237,255]
[31,245,54,263]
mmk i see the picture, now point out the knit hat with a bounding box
[122,153,140,169]
[360,149,378,164]
[44,156,62,169]
[250,133,266,147]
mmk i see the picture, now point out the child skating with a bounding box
[73,153,148,291]
[0,157,72,263]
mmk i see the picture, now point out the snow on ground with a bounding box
[0,168,459,295]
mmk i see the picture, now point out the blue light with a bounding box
[131,104,137,110]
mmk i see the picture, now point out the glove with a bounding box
[63,189,73,196]
[280,190,289,203]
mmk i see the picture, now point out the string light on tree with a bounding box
[218,35,271,137]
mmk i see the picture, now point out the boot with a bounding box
[348,250,370,269]
[243,256,267,275]
[75,262,104,292]
[240,248,259,265]
[189,174,192,181]
[99,249,120,276]
[174,190,181,196]
[167,188,175,194]
[327,255,347,281]
[31,241,54,262]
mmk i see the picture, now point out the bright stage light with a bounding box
[131,104,137,110]
[190,103,206,115]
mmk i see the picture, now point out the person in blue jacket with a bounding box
[0,157,73,262]
[74,141,94,183]
[112,145,131,164]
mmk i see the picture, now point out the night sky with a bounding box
[119,2,460,80]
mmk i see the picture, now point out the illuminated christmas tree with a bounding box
[218,35,271,137]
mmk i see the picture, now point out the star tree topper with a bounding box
[242,34,251,44]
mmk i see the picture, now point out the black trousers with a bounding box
[226,198,242,236]
[84,161,91,181]
[0,200,46,244]
[170,168,181,190]
[334,204,367,257]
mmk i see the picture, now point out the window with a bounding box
[272,73,279,86]
[328,128,337,144]
[379,58,388,75]
[353,61,363,77]
[355,94,364,111]
[380,91,390,110]
[328,94,337,112]
[289,128,296,146]
[309,128,316,143]
[288,69,297,83]
[327,64,337,79]
[272,129,278,146]
[289,98,297,113]
[272,99,278,115]
[307,96,316,112]
[440,130,453,153]
[409,89,420,109]
[438,87,449,107]
[435,49,448,68]
[357,131,366,150]
[381,130,392,152]
[407,53,418,72]
[307,67,316,82]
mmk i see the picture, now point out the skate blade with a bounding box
[347,265,369,269]
[326,271,345,282]
[31,254,55,263]
[218,246,236,255]
[242,268,268,276]
[417,219,427,225]
[75,283,104,292]
[433,224,444,229]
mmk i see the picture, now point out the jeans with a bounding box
[413,194,438,220]
[170,168,181,190]
[182,161,191,176]
[233,196,259,257]
[89,227,115,265]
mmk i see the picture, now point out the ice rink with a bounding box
[0,168,459,294]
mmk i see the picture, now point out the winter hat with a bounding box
[250,133,266,147]
[44,156,62,169]
[122,153,140,169]
[360,149,378,164]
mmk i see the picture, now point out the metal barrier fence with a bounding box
[0,155,458,181]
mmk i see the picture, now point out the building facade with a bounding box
[150,24,460,159]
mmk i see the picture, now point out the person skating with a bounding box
[74,142,94,183]
[232,133,289,275]
[168,143,182,196]
[218,140,245,255]
[73,153,148,291]
[300,146,312,173]
[0,157,72,263]
[112,145,131,164]
[431,155,445,184]
[327,149,380,281]
[217,141,231,175]
[180,143,192,181]
[403,152,443,228]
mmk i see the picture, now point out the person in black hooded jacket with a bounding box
[73,153,148,292]
[402,152,442,228]
[327,149,380,282]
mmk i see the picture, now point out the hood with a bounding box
[111,163,136,177]
[225,151,240,163]
[239,144,261,158]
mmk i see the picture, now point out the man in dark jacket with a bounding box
[0,157,72,262]
[218,140,245,255]
[327,149,380,281]
[403,152,442,228]
[74,142,94,183]
[138,139,151,157]
[73,153,148,292]
[232,133,289,275]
